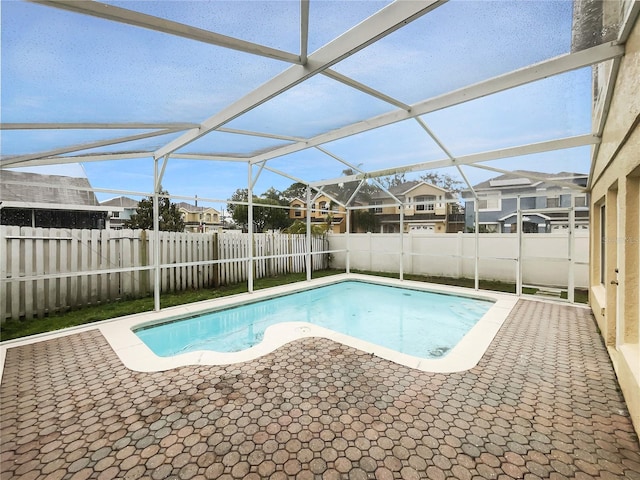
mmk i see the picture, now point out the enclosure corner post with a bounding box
[248,164,254,293]
[474,202,479,291]
[346,206,351,274]
[153,158,161,312]
[306,185,312,281]
[568,199,576,303]
[399,205,404,281]
[516,195,522,297]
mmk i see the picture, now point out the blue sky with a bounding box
[1,0,593,205]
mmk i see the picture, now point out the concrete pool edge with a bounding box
[98,273,518,373]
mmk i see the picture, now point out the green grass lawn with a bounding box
[0,269,344,342]
[0,268,587,342]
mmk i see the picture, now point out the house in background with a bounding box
[289,194,347,233]
[176,202,222,233]
[369,181,463,234]
[0,171,110,229]
[462,171,589,233]
[100,196,139,230]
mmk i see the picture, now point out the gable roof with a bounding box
[100,196,139,208]
[176,202,220,214]
[0,170,99,206]
[471,171,588,191]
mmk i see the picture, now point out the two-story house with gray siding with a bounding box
[462,171,589,233]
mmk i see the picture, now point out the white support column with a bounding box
[568,199,576,303]
[247,164,254,293]
[306,186,312,281]
[474,203,479,291]
[516,196,522,296]
[346,206,351,274]
[399,206,404,281]
[153,159,161,312]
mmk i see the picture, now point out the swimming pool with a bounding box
[99,274,517,372]
[135,281,492,358]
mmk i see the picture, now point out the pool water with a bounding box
[135,281,493,359]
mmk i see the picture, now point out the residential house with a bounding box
[0,170,110,229]
[368,181,463,234]
[176,202,222,233]
[100,196,139,230]
[288,194,347,233]
[587,4,639,431]
[462,171,589,233]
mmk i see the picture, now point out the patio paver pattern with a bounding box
[1,299,639,479]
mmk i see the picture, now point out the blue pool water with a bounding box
[134,281,493,359]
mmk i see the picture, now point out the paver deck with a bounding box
[1,299,639,479]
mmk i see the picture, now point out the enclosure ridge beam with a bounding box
[0,122,200,130]
[29,0,301,64]
[322,69,412,111]
[309,134,601,187]
[0,128,184,167]
[154,0,447,159]
[217,127,306,142]
[0,152,151,169]
[249,41,624,165]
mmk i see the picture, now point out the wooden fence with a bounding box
[0,226,329,321]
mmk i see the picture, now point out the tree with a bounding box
[227,188,292,232]
[284,220,326,235]
[124,190,185,232]
[379,173,407,189]
[419,171,464,195]
[282,182,308,200]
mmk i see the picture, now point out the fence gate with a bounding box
[517,205,585,303]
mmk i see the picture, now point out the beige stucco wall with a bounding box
[589,15,640,434]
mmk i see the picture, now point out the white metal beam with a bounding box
[154,0,447,159]
[0,128,183,167]
[0,152,151,169]
[310,134,601,187]
[0,122,199,130]
[414,117,477,198]
[300,0,310,65]
[251,41,624,165]
[29,0,301,64]
[322,69,412,110]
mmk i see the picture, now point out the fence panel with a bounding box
[1,228,330,321]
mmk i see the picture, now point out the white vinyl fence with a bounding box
[1,226,328,321]
[329,232,589,289]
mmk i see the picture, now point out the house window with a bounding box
[477,194,500,211]
[416,195,435,211]
[319,201,328,213]
[574,196,587,207]
[111,211,120,218]
[294,205,302,217]
[372,200,382,213]
[546,197,560,208]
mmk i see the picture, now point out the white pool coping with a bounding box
[1,274,518,376]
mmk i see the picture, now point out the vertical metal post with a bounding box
[516,195,522,296]
[346,206,351,274]
[399,205,404,281]
[306,186,312,281]
[247,164,254,293]
[568,197,575,303]
[153,158,161,312]
[474,202,479,291]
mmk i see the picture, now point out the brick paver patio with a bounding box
[1,299,639,479]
